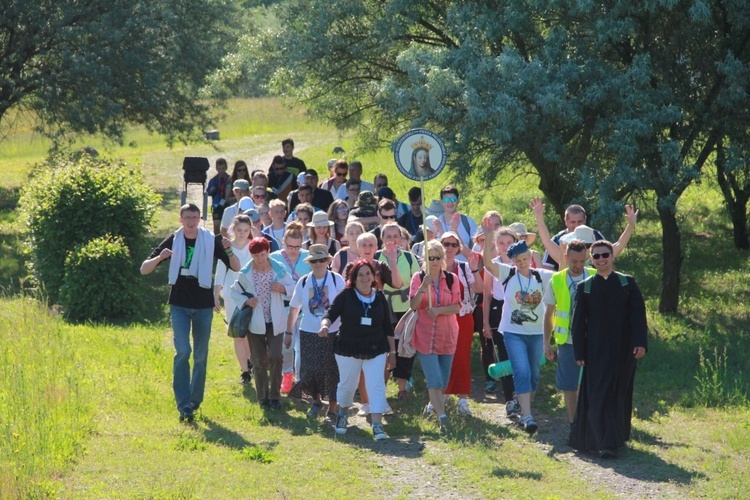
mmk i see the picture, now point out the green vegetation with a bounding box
[0,98,748,497]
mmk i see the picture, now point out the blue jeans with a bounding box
[503,332,543,395]
[170,306,214,413]
[418,353,454,390]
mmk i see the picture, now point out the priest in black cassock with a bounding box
[569,240,648,459]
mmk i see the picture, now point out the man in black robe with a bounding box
[569,240,648,458]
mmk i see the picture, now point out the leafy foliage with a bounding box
[237,0,750,312]
[19,152,161,305]
[0,0,237,145]
[60,235,143,321]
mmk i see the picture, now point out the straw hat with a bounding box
[508,222,537,245]
[307,211,334,227]
[560,225,596,244]
[303,244,331,262]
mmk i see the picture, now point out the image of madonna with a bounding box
[411,148,436,177]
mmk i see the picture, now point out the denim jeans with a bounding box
[503,332,543,395]
[170,306,214,413]
[417,352,454,390]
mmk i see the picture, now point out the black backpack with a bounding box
[418,270,454,290]
[501,266,542,292]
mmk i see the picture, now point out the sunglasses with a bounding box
[441,196,458,203]
[428,256,442,261]
[309,258,328,264]
[442,241,459,248]
[253,193,267,199]
[381,214,396,220]
[336,172,347,178]
[591,252,611,260]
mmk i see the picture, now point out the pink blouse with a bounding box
[409,272,461,355]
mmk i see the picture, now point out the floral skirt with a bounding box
[289,330,339,402]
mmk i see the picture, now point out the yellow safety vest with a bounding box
[550,267,595,345]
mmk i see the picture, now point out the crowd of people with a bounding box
[142,138,648,457]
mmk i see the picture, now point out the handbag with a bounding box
[227,282,254,338]
[395,308,419,358]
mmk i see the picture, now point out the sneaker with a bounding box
[269,399,282,410]
[423,402,435,418]
[335,410,348,435]
[484,380,497,394]
[458,399,472,416]
[439,414,450,432]
[307,401,323,418]
[357,403,370,417]
[372,422,388,441]
[505,399,521,418]
[240,371,252,385]
[280,372,294,394]
[519,415,538,434]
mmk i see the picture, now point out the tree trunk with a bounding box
[657,201,682,314]
[715,152,750,250]
[728,201,750,250]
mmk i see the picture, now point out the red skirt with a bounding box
[444,311,475,395]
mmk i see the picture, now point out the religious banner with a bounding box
[393,128,447,182]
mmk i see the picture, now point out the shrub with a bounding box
[60,235,143,321]
[18,152,161,304]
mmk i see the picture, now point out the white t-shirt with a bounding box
[497,263,553,335]
[542,270,587,344]
[289,270,345,333]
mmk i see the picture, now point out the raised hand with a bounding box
[625,204,639,225]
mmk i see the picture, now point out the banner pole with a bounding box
[420,175,432,309]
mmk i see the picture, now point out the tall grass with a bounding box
[0,297,93,498]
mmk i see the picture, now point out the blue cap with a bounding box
[506,240,529,259]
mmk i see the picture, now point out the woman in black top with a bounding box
[319,259,395,441]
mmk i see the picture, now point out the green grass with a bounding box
[1,97,749,497]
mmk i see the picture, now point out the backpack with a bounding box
[501,266,542,292]
[418,269,454,291]
[374,249,414,268]
[583,272,628,293]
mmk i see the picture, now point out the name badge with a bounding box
[180,268,193,277]
[360,317,372,326]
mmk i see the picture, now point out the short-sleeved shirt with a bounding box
[496,263,553,335]
[542,270,588,344]
[289,270,346,333]
[148,233,231,309]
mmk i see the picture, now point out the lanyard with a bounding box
[354,289,374,317]
[517,269,533,296]
[311,272,328,301]
[281,250,300,281]
[431,274,442,306]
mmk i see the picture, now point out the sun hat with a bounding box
[238,196,255,212]
[303,244,331,262]
[506,240,530,259]
[560,225,596,244]
[423,215,439,233]
[307,211,334,227]
[242,208,261,223]
[439,231,462,248]
[425,200,444,217]
[474,226,485,239]
[508,222,537,245]
[233,179,250,190]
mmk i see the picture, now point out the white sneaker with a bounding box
[423,402,435,418]
[372,422,388,441]
[357,403,370,416]
[458,399,472,416]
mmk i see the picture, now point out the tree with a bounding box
[716,135,750,250]
[0,0,236,145]
[240,0,750,313]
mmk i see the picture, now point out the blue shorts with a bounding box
[418,353,454,390]
[556,343,582,392]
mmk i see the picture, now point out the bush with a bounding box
[18,152,161,305]
[60,235,143,321]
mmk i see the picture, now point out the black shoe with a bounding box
[260,398,271,409]
[240,371,252,384]
[269,399,282,410]
[179,409,194,423]
[599,448,617,459]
